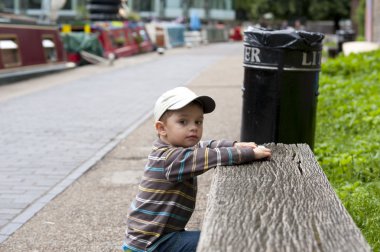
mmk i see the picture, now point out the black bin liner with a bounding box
[241,27,324,150]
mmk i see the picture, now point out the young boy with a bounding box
[123,87,271,252]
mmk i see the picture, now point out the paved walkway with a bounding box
[0,43,242,245]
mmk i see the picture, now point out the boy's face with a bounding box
[157,103,204,148]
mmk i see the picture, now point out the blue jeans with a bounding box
[154,231,200,252]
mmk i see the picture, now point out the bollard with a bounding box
[241,27,324,150]
[336,29,356,53]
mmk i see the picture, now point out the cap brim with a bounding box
[195,96,215,114]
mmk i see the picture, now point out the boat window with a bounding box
[126,30,134,44]
[0,38,21,68]
[0,40,18,49]
[110,31,126,48]
[132,30,144,45]
[42,39,55,48]
[139,29,148,41]
[42,37,57,62]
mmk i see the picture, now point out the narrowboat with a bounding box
[127,22,155,53]
[0,12,74,84]
[60,21,154,65]
[92,21,154,58]
[93,21,140,59]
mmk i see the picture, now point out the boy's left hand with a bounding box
[234,142,258,149]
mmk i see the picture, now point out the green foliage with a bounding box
[315,50,380,250]
[235,0,268,20]
[338,181,380,247]
[235,0,351,21]
[308,0,350,20]
[127,11,141,22]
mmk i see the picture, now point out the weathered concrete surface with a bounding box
[197,143,371,252]
[0,42,245,251]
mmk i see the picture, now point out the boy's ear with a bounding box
[155,121,166,136]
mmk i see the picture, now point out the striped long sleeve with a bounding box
[124,139,255,252]
[162,139,255,182]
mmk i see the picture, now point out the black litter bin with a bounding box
[241,27,324,150]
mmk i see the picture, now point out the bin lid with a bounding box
[244,27,324,51]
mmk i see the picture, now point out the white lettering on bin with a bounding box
[244,47,261,63]
[302,51,320,66]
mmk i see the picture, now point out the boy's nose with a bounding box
[190,123,199,131]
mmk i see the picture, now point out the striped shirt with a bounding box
[123,139,255,251]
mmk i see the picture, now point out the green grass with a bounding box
[314,50,380,250]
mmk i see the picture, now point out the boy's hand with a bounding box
[234,142,271,160]
[253,145,271,160]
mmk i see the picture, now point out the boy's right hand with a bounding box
[253,145,271,160]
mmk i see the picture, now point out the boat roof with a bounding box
[0,12,37,23]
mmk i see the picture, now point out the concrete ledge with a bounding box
[197,143,370,252]
[343,41,380,56]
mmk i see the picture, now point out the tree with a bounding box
[308,0,350,20]
[354,0,366,37]
[235,0,269,20]
[308,0,351,30]
[235,0,351,22]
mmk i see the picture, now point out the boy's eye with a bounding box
[179,120,187,125]
[196,120,203,125]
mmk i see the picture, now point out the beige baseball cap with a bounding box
[154,87,216,121]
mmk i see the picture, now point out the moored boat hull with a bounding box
[0,13,74,84]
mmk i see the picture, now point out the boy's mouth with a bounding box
[186,135,199,140]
